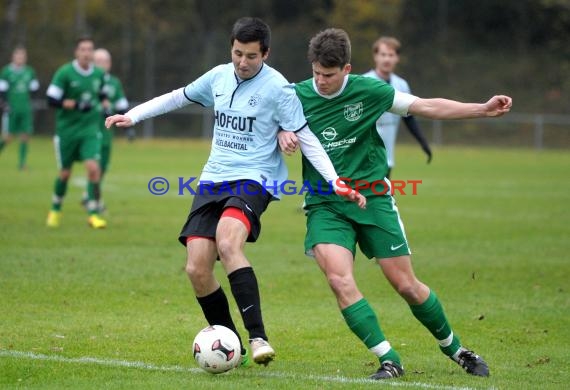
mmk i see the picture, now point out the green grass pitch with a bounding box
[0,136,568,389]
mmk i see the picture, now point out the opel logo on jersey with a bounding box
[344,102,363,122]
[214,111,256,132]
[321,127,337,141]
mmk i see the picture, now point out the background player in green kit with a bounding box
[279,28,512,380]
[46,37,108,229]
[0,46,40,170]
[83,48,129,212]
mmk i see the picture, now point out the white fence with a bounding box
[155,106,570,150]
[32,100,569,149]
[428,113,570,149]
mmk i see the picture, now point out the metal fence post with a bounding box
[534,114,544,150]
[433,120,443,145]
[143,118,154,139]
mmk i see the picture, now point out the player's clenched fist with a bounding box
[484,95,512,117]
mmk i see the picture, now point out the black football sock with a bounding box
[228,267,267,341]
[196,287,246,354]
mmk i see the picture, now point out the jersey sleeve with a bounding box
[276,84,307,132]
[364,77,397,116]
[388,90,418,116]
[182,66,218,107]
[113,78,129,112]
[296,126,339,182]
[29,67,40,91]
[0,67,9,92]
[46,67,67,100]
[126,87,189,124]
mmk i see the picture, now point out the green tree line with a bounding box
[1,0,568,114]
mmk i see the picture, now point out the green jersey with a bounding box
[100,72,128,143]
[0,64,39,113]
[46,61,105,137]
[102,73,128,112]
[295,75,395,204]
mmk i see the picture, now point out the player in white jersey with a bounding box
[363,37,431,178]
[106,17,364,368]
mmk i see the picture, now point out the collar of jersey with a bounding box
[9,64,25,72]
[72,60,95,76]
[311,75,349,99]
[234,63,264,84]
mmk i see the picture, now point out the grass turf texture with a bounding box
[1,136,568,389]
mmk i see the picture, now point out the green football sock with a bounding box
[342,298,401,365]
[84,177,103,204]
[409,290,461,357]
[99,172,105,196]
[51,177,68,211]
[86,181,100,215]
[0,139,5,153]
[19,141,28,169]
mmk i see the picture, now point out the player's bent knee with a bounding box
[85,158,100,171]
[395,281,423,303]
[59,170,71,180]
[185,261,210,282]
[327,273,356,295]
[215,238,241,261]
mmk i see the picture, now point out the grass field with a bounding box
[0,136,568,389]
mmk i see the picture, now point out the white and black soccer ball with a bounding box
[193,325,241,374]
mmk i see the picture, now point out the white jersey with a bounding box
[125,62,342,198]
[184,62,306,188]
[363,70,411,168]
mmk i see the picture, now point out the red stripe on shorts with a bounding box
[221,207,251,234]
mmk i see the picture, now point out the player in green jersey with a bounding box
[0,46,40,170]
[279,28,512,380]
[45,37,108,229]
[82,48,129,212]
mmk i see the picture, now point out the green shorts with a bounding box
[53,133,101,170]
[100,127,113,146]
[4,110,33,134]
[305,195,411,259]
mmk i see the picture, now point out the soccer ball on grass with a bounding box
[193,325,241,373]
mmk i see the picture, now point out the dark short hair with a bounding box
[75,36,94,49]
[230,17,271,55]
[308,28,351,69]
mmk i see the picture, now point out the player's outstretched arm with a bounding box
[409,95,512,120]
[106,87,191,129]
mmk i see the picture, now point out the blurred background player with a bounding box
[45,37,107,229]
[0,46,40,170]
[81,48,129,213]
[363,36,432,179]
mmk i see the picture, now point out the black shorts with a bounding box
[178,180,274,246]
